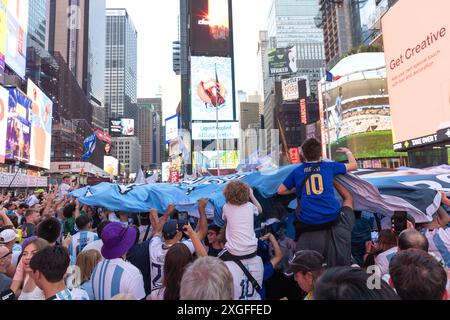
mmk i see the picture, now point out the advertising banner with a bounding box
[104,156,119,176]
[109,119,135,137]
[0,85,8,163]
[190,0,231,56]
[191,56,234,121]
[268,47,298,76]
[165,115,179,143]
[192,122,240,140]
[0,0,29,79]
[27,79,53,170]
[5,87,31,163]
[382,0,450,150]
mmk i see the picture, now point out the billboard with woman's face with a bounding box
[6,88,32,163]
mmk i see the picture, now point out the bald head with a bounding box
[398,229,429,252]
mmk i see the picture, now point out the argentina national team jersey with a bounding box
[48,288,90,300]
[224,256,264,301]
[91,258,146,300]
[424,229,450,268]
[69,231,99,264]
[149,236,195,292]
[283,162,347,225]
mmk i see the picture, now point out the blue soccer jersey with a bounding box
[283,162,347,225]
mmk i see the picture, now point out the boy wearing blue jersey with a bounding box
[278,138,357,267]
[278,138,357,227]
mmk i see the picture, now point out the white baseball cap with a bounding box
[0,229,18,244]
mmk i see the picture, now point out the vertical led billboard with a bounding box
[190,0,231,56]
[0,0,29,79]
[382,0,450,150]
[6,88,32,163]
[27,80,53,170]
[191,56,234,121]
[0,85,8,163]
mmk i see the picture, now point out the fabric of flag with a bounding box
[82,134,97,161]
[71,165,446,227]
[326,71,341,82]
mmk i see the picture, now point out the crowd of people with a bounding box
[1,139,450,300]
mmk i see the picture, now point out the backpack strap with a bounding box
[219,251,261,292]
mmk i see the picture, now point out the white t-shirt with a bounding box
[26,195,39,207]
[149,236,195,292]
[424,228,450,268]
[58,183,72,199]
[150,287,165,300]
[50,288,90,300]
[91,258,146,300]
[69,231,100,264]
[224,256,264,301]
[375,247,398,276]
[81,239,103,256]
[223,202,260,256]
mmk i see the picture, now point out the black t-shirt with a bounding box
[207,246,223,257]
[127,240,151,295]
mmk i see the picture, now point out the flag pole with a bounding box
[323,81,333,161]
[215,64,221,176]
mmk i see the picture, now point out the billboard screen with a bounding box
[104,156,119,176]
[191,56,235,121]
[0,0,29,79]
[27,80,53,170]
[0,85,8,163]
[109,119,135,137]
[193,150,239,170]
[382,0,450,150]
[165,115,178,143]
[192,122,239,140]
[268,47,298,76]
[5,87,32,163]
[190,0,231,56]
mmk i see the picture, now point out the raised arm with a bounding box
[336,147,358,172]
[0,208,14,228]
[183,224,207,257]
[249,188,263,214]
[196,199,209,241]
[334,180,353,209]
[260,233,283,268]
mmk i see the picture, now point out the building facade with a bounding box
[318,0,362,68]
[137,98,163,170]
[105,9,138,128]
[112,136,142,175]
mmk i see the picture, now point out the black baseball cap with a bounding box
[285,250,326,277]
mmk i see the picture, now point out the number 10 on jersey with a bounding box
[305,174,324,195]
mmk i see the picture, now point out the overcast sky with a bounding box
[105,0,271,98]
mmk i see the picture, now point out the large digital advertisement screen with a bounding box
[382,0,450,151]
[0,85,8,163]
[104,156,119,176]
[0,0,29,79]
[27,80,53,170]
[268,47,298,76]
[190,0,231,56]
[5,87,32,163]
[191,56,234,121]
[109,119,135,137]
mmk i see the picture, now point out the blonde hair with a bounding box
[223,180,250,206]
[75,250,102,283]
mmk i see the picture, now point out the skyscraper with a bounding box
[137,98,163,170]
[28,0,47,50]
[47,0,106,129]
[104,8,138,128]
[318,0,362,67]
[263,0,325,155]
